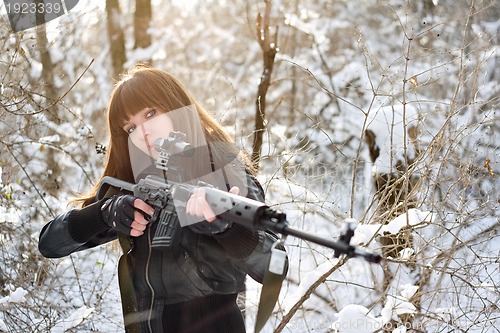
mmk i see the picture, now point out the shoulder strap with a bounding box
[101,185,143,332]
[117,236,142,333]
[254,241,288,333]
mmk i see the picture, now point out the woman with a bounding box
[38,64,285,333]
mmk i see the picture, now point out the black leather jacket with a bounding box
[38,175,282,329]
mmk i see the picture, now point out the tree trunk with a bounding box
[106,0,126,79]
[365,129,418,258]
[251,0,278,172]
[134,0,152,50]
[36,1,61,196]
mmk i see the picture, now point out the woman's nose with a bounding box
[138,123,152,137]
[130,124,149,142]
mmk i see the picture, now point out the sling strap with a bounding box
[99,185,142,332]
[117,235,143,333]
[254,240,288,333]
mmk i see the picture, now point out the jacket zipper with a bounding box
[145,223,155,333]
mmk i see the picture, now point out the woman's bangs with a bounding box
[109,80,154,130]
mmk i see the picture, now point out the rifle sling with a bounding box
[254,255,286,333]
[101,186,142,332]
[117,239,143,333]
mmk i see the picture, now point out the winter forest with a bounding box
[0,0,498,332]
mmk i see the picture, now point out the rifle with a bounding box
[96,132,381,263]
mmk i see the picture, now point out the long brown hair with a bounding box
[78,64,253,206]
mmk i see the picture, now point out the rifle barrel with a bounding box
[259,219,381,263]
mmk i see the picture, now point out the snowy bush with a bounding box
[1,0,498,332]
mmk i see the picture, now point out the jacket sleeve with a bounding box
[214,174,288,283]
[238,230,286,283]
[38,200,118,258]
[212,174,288,284]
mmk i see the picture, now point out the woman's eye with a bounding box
[126,125,136,134]
[146,108,156,118]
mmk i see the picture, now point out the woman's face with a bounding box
[123,107,174,159]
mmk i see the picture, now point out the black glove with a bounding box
[100,194,139,235]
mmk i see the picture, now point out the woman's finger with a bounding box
[130,229,144,237]
[131,220,147,232]
[229,186,240,195]
[190,188,217,222]
[133,198,155,217]
[134,210,150,225]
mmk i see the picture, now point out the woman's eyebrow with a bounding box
[122,119,132,129]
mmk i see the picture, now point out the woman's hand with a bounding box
[186,186,240,222]
[101,194,155,237]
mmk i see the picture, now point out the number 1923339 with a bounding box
[4,0,79,32]
[5,1,63,15]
